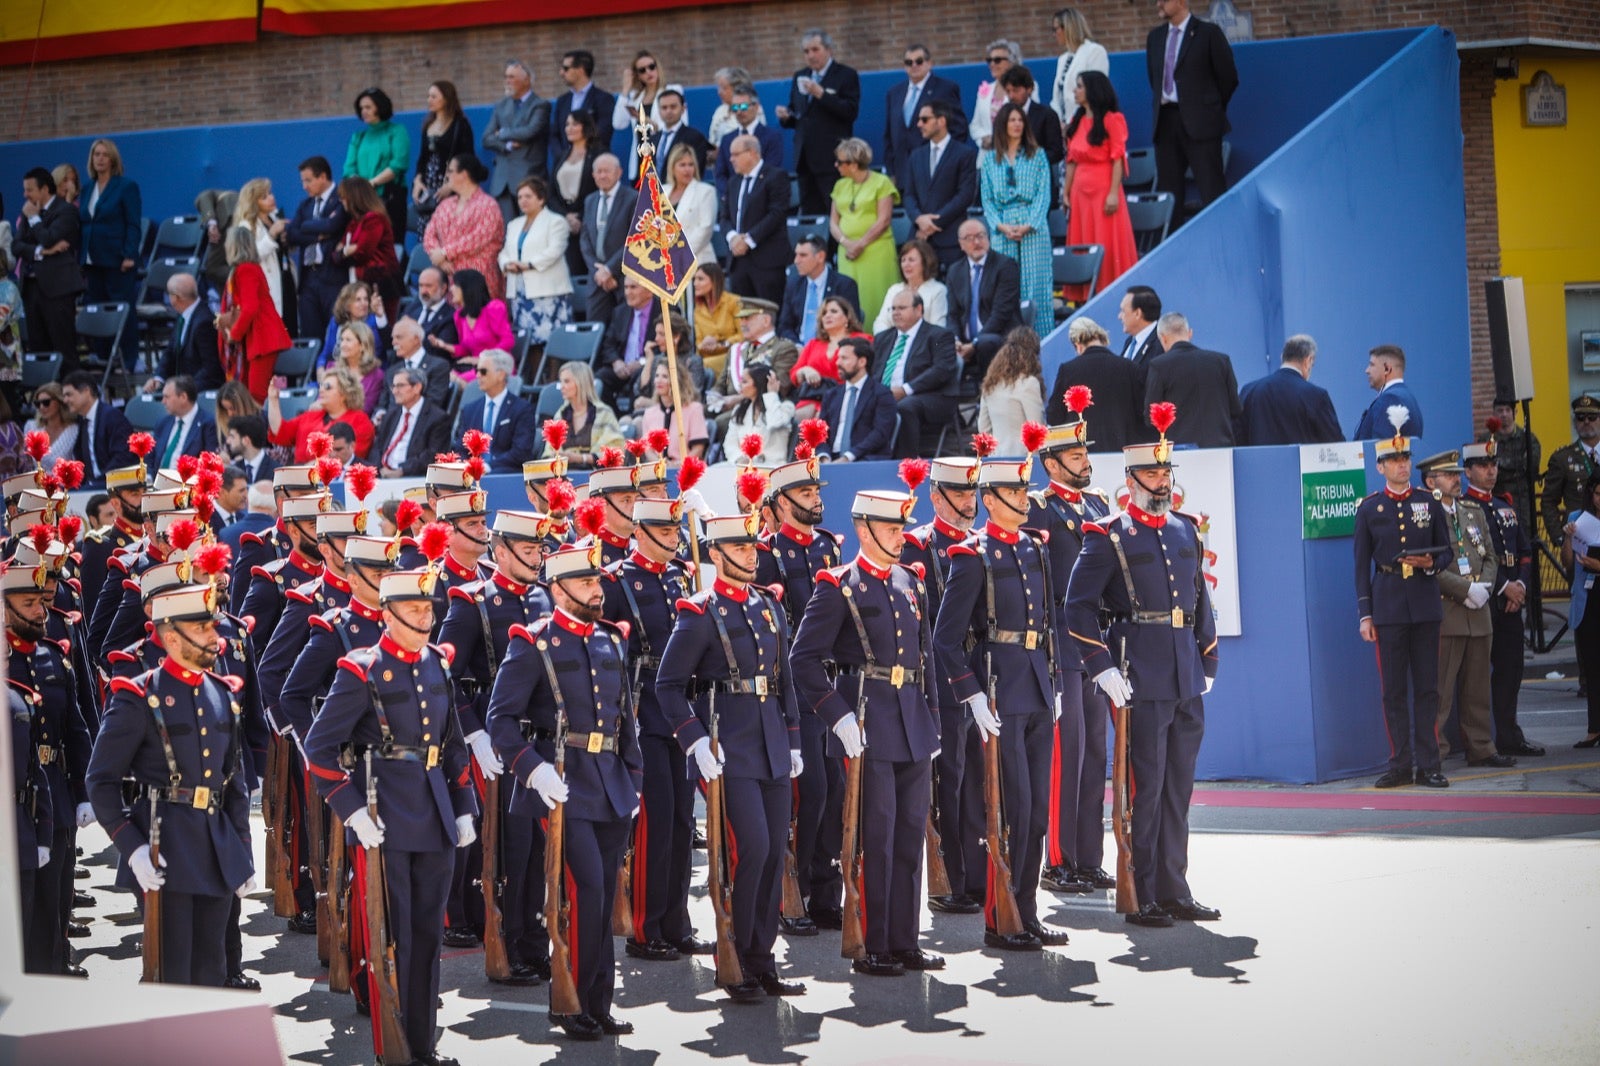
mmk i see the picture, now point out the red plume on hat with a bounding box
[799,418,829,451]
[128,432,156,460]
[344,462,377,503]
[899,458,929,492]
[626,438,648,460]
[542,418,569,453]
[597,446,624,469]
[57,515,82,546]
[194,467,222,501]
[574,496,607,539]
[28,524,52,556]
[52,458,85,491]
[1149,402,1177,438]
[970,432,997,458]
[316,456,344,489]
[40,473,62,496]
[167,518,200,553]
[545,478,576,513]
[307,431,332,460]
[417,520,452,562]
[1065,385,1093,414]
[1021,421,1048,454]
[434,450,461,463]
[739,433,764,462]
[176,454,199,481]
[194,493,216,527]
[25,431,50,465]
[1486,416,1503,435]
[195,543,232,583]
[738,469,769,506]
[462,429,492,459]
[464,456,487,483]
[678,455,706,492]
[645,428,671,456]
[199,451,225,476]
[394,498,423,532]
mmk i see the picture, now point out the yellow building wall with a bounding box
[1492,55,1600,453]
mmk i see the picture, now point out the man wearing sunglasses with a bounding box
[713,88,782,198]
[883,44,966,193]
[1352,344,1423,443]
[551,50,616,172]
[1541,395,1600,545]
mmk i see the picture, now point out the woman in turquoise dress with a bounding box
[828,137,900,325]
[979,102,1054,336]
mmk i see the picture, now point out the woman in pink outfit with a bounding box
[1062,71,1138,303]
[423,153,505,299]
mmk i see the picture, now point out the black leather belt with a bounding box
[564,731,619,753]
[987,628,1045,649]
[142,783,225,814]
[1376,564,1426,578]
[1115,609,1192,627]
[710,677,770,697]
[350,742,440,768]
[838,664,920,688]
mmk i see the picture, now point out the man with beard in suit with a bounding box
[884,44,967,192]
[1046,317,1147,453]
[401,268,460,351]
[817,338,897,462]
[1142,313,1241,448]
[877,290,960,459]
[901,102,979,273]
[776,30,861,216]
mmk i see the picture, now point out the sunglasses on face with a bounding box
[636,62,657,73]
[559,64,575,71]
[34,397,54,407]
[904,57,928,67]
[987,56,1009,65]
[1578,414,1599,423]
[730,103,751,112]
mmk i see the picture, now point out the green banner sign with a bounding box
[1300,443,1367,539]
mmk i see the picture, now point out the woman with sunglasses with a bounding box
[980,103,1054,336]
[22,382,79,468]
[613,50,684,144]
[970,39,1027,149]
[828,137,900,325]
[1062,71,1139,307]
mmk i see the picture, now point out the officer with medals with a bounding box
[656,511,808,1002]
[304,557,478,1066]
[791,489,944,977]
[231,464,325,611]
[75,459,147,622]
[438,509,555,985]
[587,459,641,568]
[1350,417,1452,789]
[87,581,256,986]
[899,456,985,914]
[485,540,643,1040]
[1539,394,1600,545]
[934,448,1072,951]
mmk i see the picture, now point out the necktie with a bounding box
[384,410,411,468]
[737,175,752,232]
[171,313,188,358]
[598,192,611,233]
[161,418,184,468]
[968,261,983,340]
[929,143,942,178]
[306,197,324,266]
[1163,26,1181,99]
[659,129,675,163]
[86,415,97,479]
[627,310,648,362]
[837,383,858,454]
[882,333,909,386]
[1122,336,1136,359]
[483,397,497,434]
[904,83,920,126]
[800,279,821,345]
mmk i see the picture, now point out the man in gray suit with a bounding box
[481,59,552,220]
[580,154,638,325]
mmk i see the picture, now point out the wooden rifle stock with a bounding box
[364,754,410,1065]
[482,778,510,982]
[326,813,350,993]
[1110,696,1138,915]
[703,727,744,987]
[544,748,582,1016]
[270,734,296,917]
[925,765,952,898]
[838,754,866,960]
[141,795,162,983]
[612,847,635,938]
[307,783,329,965]
[982,672,1024,936]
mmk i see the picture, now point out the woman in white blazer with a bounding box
[662,143,717,266]
[498,176,573,346]
[1050,9,1111,125]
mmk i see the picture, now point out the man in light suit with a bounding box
[580,154,638,325]
[877,291,960,459]
[284,155,349,344]
[1046,317,1147,454]
[14,167,84,369]
[400,267,460,352]
[456,349,539,473]
[721,135,792,304]
[818,337,897,462]
[884,44,967,192]
[945,222,1023,380]
[777,234,861,344]
[1142,313,1242,448]
[901,101,979,272]
[551,50,617,169]
[1147,0,1238,221]
[1353,344,1425,442]
[150,375,219,471]
[714,87,784,198]
[1117,285,1165,379]
[375,317,453,425]
[369,366,452,479]
[483,59,552,221]
[776,29,861,216]
[1236,335,1343,446]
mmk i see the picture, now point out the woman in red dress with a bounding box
[217,226,291,403]
[1062,70,1138,302]
[333,176,402,322]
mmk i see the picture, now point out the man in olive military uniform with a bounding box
[1539,395,1600,546]
[1490,397,1540,532]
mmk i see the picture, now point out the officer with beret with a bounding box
[1540,394,1600,545]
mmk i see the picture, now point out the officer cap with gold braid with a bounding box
[1373,403,1415,461]
[1417,450,1461,476]
[1041,385,1095,453]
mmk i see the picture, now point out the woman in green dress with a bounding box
[344,87,411,243]
[828,137,900,325]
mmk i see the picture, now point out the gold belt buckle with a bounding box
[36,745,54,765]
[191,786,211,810]
[889,665,906,688]
[1172,607,1185,628]
[754,676,769,698]
[427,745,440,769]
[586,732,603,754]
[1024,631,1038,650]
[1401,563,1414,579]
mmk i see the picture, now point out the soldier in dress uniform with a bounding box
[791,489,945,977]
[1419,451,1513,769]
[73,461,146,622]
[656,512,808,1002]
[1463,439,1545,757]
[15,528,99,739]
[255,507,365,701]
[438,509,555,984]
[304,564,478,1066]
[755,456,841,934]
[634,456,671,501]
[934,452,1072,951]
[1539,395,1600,546]
[1065,417,1220,927]
[523,456,575,548]
[1030,406,1114,896]
[87,582,256,986]
[1349,427,1452,789]
[87,487,192,659]
[230,464,323,612]
[237,491,331,650]
[10,672,56,974]
[485,541,643,1040]
[587,464,641,568]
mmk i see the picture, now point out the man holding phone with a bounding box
[776,29,860,215]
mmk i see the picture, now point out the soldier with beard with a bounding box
[75,461,147,620]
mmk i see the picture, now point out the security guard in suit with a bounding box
[1029,412,1114,896]
[791,490,944,977]
[230,464,323,613]
[756,456,841,933]
[656,512,808,1002]
[602,497,709,963]
[1539,394,1600,545]
[1463,440,1545,757]
[87,582,256,986]
[485,542,643,1040]
[73,461,146,624]
[587,464,641,568]
[305,565,478,1066]
[1419,451,1513,768]
[934,454,1072,950]
[900,456,984,913]
[438,510,554,985]
[1066,424,1220,928]
[1351,431,1452,789]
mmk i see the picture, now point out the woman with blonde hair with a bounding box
[217,226,291,402]
[1050,7,1110,125]
[232,177,288,315]
[22,381,79,467]
[551,361,624,469]
[81,138,143,367]
[978,326,1045,457]
[333,319,385,413]
[266,364,374,462]
[828,137,899,324]
[662,143,717,265]
[50,163,79,207]
[613,50,684,157]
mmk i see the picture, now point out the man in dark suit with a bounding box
[400,267,461,355]
[818,337,897,462]
[1147,0,1239,220]
[597,278,663,409]
[1046,317,1148,454]
[220,480,276,559]
[62,371,135,487]
[649,90,711,178]
[999,66,1066,205]
[1142,313,1242,448]
[945,221,1023,378]
[580,154,638,325]
[483,59,552,220]
[721,135,792,304]
[1117,285,1166,377]
[375,317,453,425]
[1353,344,1425,441]
[223,414,276,487]
[1236,334,1343,446]
[884,44,967,192]
[150,272,222,391]
[13,167,85,368]
[151,375,220,470]
[369,366,452,479]
[877,290,960,459]
[284,156,349,345]
[551,50,617,169]
[713,87,784,197]
[456,349,539,473]
[777,234,861,344]
[901,101,979,271]
[776,30,861,215]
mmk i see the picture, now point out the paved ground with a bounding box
[59,670,1600,1066]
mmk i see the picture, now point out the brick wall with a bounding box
[1459,52,1502,428]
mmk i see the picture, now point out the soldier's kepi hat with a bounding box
[149,583,222,625]
[143,487,191,516]
[379,568,438,604]
[493,510,555,542]
[105,463,147,491]
[272,464,320,492]
[0,559,52,594]
[928,457,981,488]
[426,461,474,491]
[633,498,685,525]
[2,470,42,502]
[544,541,603,582]
[10,534,68,571]
[768,456,825,497]
[523,456,569,483]
[703,513,762,544]
[851,490,915,523]
[1373,436,1411,460]
[7,507,49,538]
[588,466,640,495]
[1417,449,1461,475]
[434,490,488,522]
[281,492,333,521]
[635,457,669,487]
[977,457,1034,488]
[1574,395,1600,415]
[139,558,193,601]
[1461,439,1498,464]
[345,535,399,567]
[316,510,369,538]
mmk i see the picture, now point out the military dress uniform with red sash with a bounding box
[485,608,643,1022]
[10,679,57,973]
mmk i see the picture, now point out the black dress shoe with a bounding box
[441,927,480,948]
[66,921,90,938]
[1467,753,1517,768]
[224,971,261,991]
[983,929,1042,951]
[1160,897,1221,921]
[667,935,715,956]
[723,978,765,1003]
[928,894,982,914]
[73,890,95,908]
[1575,735,1600,749]
[1415,769,1450,788]
[551,1013,602,1041]
[1040,866,1094,894]
[1023,919,1071,946]
[1373,768,1413,789]
[851,952,905,976]
[1125,902,1175,928]
[74,865,90,880]
[758,973,807,996]
[597,1013,634,1036]
[286,908,319,935]
[779,914,818,937]
[1077,866,1118,889]
[417,1053,461,1066]
[807,907,843,931]
[61,963,89,978]
[490,964,541,986]
[1503,740,1545,757]
[526,956,552,981]
[891,948,945,970]
[624,938,682,961]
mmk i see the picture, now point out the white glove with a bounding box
[689,736,724,781]
[1093,668,1133,707]
[1464,582,1490,610]
[528,762,569,806]
[75,802,94,829]
[1203,676,1214,695]
[679,487,716,519]
[347,807,386,848]
[236,875,257,899]
[130,843,167,892]
[466,730,502,780]
[833,715,865,758]
[1053,692,1064,723]
[789,751,805,778]
[36,846,50,868]
[966,694,1001,741]
[455,814,477,848]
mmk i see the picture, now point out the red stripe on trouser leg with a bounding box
[563,863,580,994]
[631,806,648,942]
[1373,641,1396,759]
[1047,722,1064,867]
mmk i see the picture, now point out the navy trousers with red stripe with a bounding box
[500,799,548,968]
[986,707,1052,930]
[1045,677,1086,871]
[560,814,630,1018]
[934,712,987,898]
[633,734,695,944]
[356,846,451,1059]
[1375,621,1442,773]
[722,775,788,978]
[859,756,931,956]
[1127,696,1203,908]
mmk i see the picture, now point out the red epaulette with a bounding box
[508,622,542,644]
[107,649,138,664]
[250,564,275,580]
[240,614,257,634]
[447,585,475,603]
[109,676,146,698]
[107,555,131,574]
[764,582,785,599]
[904,561,926,581]
[1083,521,1107,536]
[816,568,842,587]
[675,597,704,614]
[308,614,333,632]
[948,543,978,556]
[903,530,928,549]
[599,618,630,642]
[209,672,245,694]
[335,655,369,682]
[434,642,456,666]
[285,587,315,605]
[239,530,266,546]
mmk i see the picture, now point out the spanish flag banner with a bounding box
[620,130,699,305]
[261,0,752,36]
[0,0,257,66]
